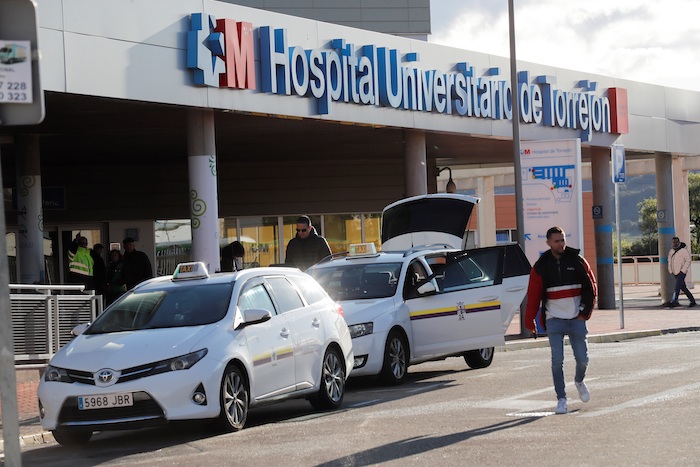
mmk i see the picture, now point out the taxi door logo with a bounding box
[186,13,256,90]
[457,302,466,320]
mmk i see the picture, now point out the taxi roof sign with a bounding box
[172,261,209,280]
[348,243,377,256]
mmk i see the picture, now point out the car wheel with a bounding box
[52,427,92,446]
[310,346,346,410]
[463,347,494,369]
[380,331,408,385]
[216,364,249,432]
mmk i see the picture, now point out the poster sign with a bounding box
[612,143,626,183]
[0,40,33,104]
[520,139,583,265]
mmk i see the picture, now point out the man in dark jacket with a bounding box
[525,226,597,415]
[122,237,154,290]
[285,216,332,271]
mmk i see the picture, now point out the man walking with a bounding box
[668,236,696,308]
[525,226,597,414]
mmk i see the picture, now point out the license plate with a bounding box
[78,393,133,410]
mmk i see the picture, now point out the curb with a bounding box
[499,326,700,351]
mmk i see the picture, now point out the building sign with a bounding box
[186,13,628,141]
[520,139,583,265]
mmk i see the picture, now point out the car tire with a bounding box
[310,346,346,410]
[216,364,249,432]
[380,330,408,385]
[52,427,92,446]
[463,347,494,369]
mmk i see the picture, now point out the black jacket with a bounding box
[285,227,332,271]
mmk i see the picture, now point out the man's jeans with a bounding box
[546,317,589,400]
[672,272,695,303]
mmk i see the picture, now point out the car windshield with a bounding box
[310,262,402,300]
[86,282,233,334]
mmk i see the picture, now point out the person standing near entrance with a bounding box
[285,216,332,271]
[668,236,697,308]
[122,237,154,290]
[524,226,597,415]
[67,233,95,290]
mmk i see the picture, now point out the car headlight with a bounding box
[348,322,373,339]
[168,348,208,371]
[44,365,72,383]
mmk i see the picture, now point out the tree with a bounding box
[688,172,700,253]
[622,197,658,256]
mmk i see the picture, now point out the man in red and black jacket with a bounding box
[525,226,597,415]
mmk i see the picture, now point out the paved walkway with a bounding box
[2,284,700,454]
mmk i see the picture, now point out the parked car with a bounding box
[38,263,353,445]
[307,194,531,384]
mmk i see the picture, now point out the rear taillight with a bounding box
[336,303,344,317]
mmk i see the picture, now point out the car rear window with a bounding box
[310,263,402,300]
[87,283,233,333]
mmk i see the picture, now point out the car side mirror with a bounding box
[417,282,436,295]
[236,308,273,329]
[71,323,91,336]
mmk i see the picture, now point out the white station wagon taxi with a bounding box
[38,263,353,445]
[307,194,531,384]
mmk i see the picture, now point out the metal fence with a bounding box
[10,284,103,363]
[614,255,700,285]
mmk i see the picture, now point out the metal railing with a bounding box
[614,255,700,285]
[10,284,103,363]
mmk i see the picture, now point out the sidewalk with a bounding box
[2,284,700,454]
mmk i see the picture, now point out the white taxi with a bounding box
[307,194,531,384]
[38,263,353,445]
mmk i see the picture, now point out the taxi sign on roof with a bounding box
[349,243,377,256]
[173,261,209,280]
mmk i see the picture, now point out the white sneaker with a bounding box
[575,381,590,402]
[555,398,568,414]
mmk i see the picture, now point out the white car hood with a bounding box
[50,325,218,371]
[340,297,397,325]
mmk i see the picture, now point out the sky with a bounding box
[429,0,700,92]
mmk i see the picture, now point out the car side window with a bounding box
[238,283,277,314]
[266,277,305,313]
[427,250,500,294]
[288,275,328,304]
[404,260,429,299]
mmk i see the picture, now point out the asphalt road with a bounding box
[15,331,700,466]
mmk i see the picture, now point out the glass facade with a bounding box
[155,213,383,275]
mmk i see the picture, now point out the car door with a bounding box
[238,278,296,400]
[266,276,323,391]
[405,249,505,361]
[499,244,532,332]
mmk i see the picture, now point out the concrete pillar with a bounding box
[671,157,693,285]
[15,135,45,284]
[590,147,615,309]
[403,129,427,197]
[187,109,221,273]
[477,175,496,247]
[656,154,675,304]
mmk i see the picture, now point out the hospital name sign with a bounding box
[187,13,628,140]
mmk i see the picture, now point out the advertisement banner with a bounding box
[520,139,583,265]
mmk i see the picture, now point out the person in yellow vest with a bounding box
[67,233,94,290]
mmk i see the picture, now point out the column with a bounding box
[187,109,221,273]
[590,147,615,309]
[403,129,427,197]
[15,135,45,284]
[476,176,496,247]
[656,154,675,304]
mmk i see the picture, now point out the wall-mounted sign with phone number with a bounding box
[0,40,33,104]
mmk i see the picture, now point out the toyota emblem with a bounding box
[97,369,114,383]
